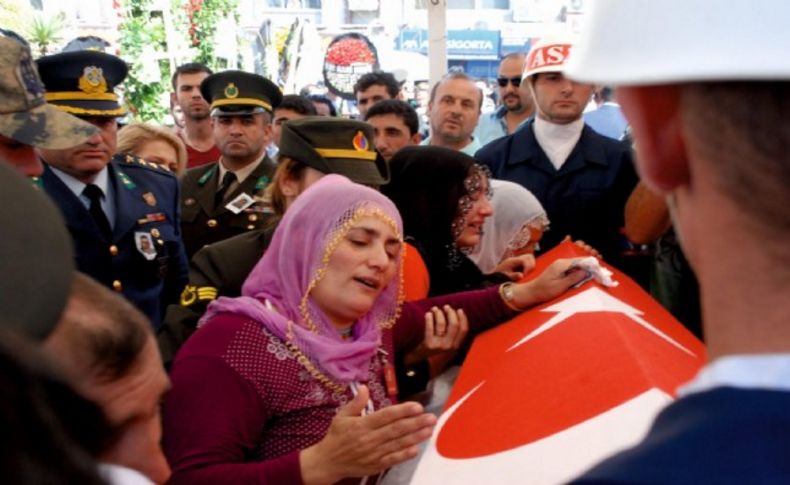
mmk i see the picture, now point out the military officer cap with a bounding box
[278,116,388,186]
[0,29,98,149]
[36,50,128,117]
[200,70,282,117]
[0,162,75,341]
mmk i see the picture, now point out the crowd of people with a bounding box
[2,0,789,481]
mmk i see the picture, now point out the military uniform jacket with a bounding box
[179,156,277,259]
[41,155,189,327]
[475,120,638,268]
[158,227,275,368]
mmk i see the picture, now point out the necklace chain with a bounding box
[284,338,348,394]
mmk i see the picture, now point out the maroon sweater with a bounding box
[163,286,513,484]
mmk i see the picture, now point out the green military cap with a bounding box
[36,50,128,117]
[278,117,388,186]
[0,29,97,149]
[0,162,75,341]
[200,70,282,117]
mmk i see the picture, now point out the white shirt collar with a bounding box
[533,116,585,170]
[217,156,263,187]
[678,353,790,397]
[49,164,110,198]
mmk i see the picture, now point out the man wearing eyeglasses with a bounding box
[475,52,534,146]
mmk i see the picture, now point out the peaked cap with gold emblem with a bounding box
[278,117,388,186]
[36,50,128,117]
[200,70,282,117]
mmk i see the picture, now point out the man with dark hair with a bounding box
[307,94,337,117]
[423,72,483,155]
[565,1,790,482]
[179,70,281,259]
[353,71,401,117]
[476,36,636,267]
[475,52,535,146]
[44,272,171,484]
[170,62,219,168]
[271,94,318,149]
[364,99,421,161]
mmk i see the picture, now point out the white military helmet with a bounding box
[566,0,790,85]
[522,35,579,80]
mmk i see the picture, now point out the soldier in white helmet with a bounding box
[566,1,790,482]
[475,35,637,269]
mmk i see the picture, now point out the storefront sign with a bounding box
[397,29,500,60]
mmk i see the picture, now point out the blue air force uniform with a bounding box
[36,50,188,327]
[41,156,188,326]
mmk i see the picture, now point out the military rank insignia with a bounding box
[142,192,157,207]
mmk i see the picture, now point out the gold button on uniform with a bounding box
[248,214,258,222]
[109,245,119,256]
[246,224,255,230]
[151,228,161,238]
[207,219,218,228]
[112,280,122,292]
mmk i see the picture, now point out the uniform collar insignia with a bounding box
[115,168,136,189]
[254,175,270,191]
[198,165,217,186]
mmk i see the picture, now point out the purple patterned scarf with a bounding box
[200,174,404,383]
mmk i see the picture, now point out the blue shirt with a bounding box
[420,135,482,157]
[474,106,530,147]
[583,103,628,140]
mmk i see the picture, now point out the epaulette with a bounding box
[115,153,174,176]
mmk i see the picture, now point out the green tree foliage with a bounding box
[118,0,239,123]
[27,12,66,56]
[186,0,239,69]
[118,0,170,122]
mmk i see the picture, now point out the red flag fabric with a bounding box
[412,241,706,484]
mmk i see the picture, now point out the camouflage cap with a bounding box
[0,162,75,341]
[278,117,388,186]
[0,29,98,149]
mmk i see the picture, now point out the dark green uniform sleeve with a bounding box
[156,227,276,369]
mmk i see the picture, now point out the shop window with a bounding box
[480,0,509,8]
[415,0,475,8]
[266,0,321,8]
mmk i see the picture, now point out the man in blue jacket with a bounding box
[475,35,637,268]
[36,50,188,328]
[566,1,790,482]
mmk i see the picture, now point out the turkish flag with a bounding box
[411,241,706,484]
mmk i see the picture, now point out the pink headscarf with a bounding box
[200,175,404,383]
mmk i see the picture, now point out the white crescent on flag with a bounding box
[410,241,706,484]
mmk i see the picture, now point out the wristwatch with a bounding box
[499,282,522,312]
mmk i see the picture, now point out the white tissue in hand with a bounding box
[574,257,619,287]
